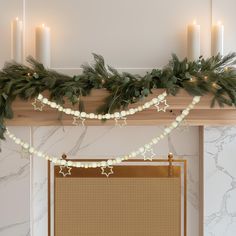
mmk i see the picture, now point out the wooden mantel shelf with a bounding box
[6,89,236,126]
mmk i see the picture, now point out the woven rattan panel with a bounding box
[55,177,181,236]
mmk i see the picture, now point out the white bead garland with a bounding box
[6,96,201,169]
[36,91,168,120]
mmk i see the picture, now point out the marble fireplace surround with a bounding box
[2,125,236,236]
[1,125,200,236]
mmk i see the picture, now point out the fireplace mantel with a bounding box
[7,89,236,126]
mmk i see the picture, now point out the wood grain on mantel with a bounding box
[6,89,236,126]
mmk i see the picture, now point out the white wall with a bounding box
[0,0,212,70]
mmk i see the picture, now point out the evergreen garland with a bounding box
[1,53,236,139]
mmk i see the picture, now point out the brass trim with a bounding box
[54,165,181,178]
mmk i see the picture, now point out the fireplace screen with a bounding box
[49,159,186,236]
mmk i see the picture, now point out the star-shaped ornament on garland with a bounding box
[72,116,85,126]
[101,166,114,177]
[115,117,127,127]
[32,98,45,111]
[155,99,169,112]
[142,148,156,161]
[59,166,72,177]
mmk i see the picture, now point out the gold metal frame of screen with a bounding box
[48,156,187,236]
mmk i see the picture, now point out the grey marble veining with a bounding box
[31,125,199,236]
[0,127,30,236]
[204,126,236,236]
[0,125,200,236]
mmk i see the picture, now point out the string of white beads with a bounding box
[6,96,201,169]
[36,91,167,119]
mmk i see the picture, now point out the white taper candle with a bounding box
[11,17,23,63]
[187,20,200,61]
[35,24,51,68]
[212,21,224,56]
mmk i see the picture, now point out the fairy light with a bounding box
[212,82,220,89]
[190,76,197,82]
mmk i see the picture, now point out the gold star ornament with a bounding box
[32,98,45,111]
[115,117,127,127]
[142,147,155,161]
[101,166,114,177]
[72,116,85,126]
[155,99,169,112]
[59,166,72,177]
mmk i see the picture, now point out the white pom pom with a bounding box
[139,147,145,153]
[65,108,72,114]
[152,98,158,104]
[23,143,29,149]
[50,102,57,108]
[116,157,122,163]
[67,161,73,166]
[182,110,189,116]
[193,96,201,103]
[165,128,171,134]
[15,138,21,144]
[74,111,80,116]
[138,106,143,111]
[89,113,95,119]
[114,112,120,118]
[105,114,111,119]
[176,116,182,122]
[131,152,137,157]
[37,94,43,100]
[129,108,135,115]
[101,161,106,167]
[152,138,158,144]
[81,112,86,117]
[107,159,113,165]
[76,162,81,167]
[121,111,126,116]
[29,147,35,154]
[37,151,43,157]
[92,162,98,168]
[172,121,178,128]
[42,98,48,104]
